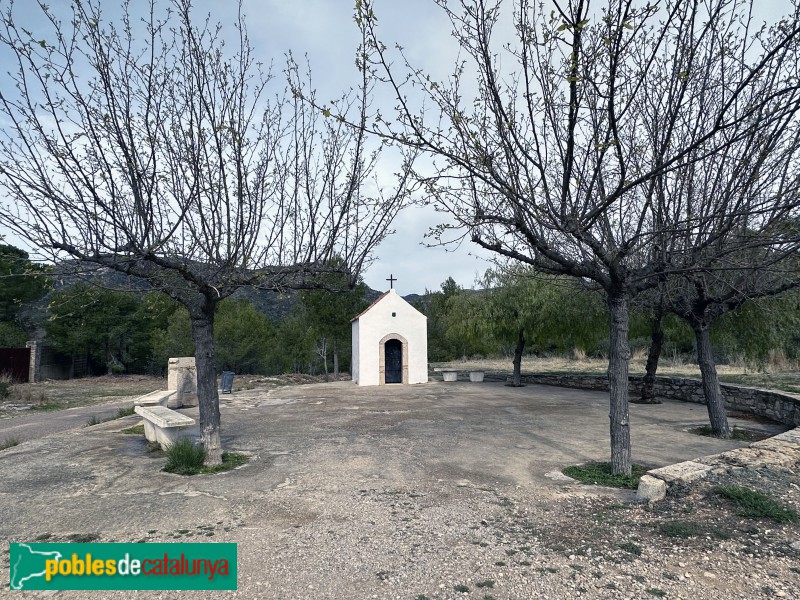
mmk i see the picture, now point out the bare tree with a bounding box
[635,47,800,433]
[358,0,800,473]
[0,0,413,463]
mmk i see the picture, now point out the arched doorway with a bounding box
[378,333,408,385]
[384,339,403,384]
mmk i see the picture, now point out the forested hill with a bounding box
[44,261,423,322]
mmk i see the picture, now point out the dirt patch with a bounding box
[0,375,165,418]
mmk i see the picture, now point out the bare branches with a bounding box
[0,0,413,301]
[358,0,800,297]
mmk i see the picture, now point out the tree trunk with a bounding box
[692,319,731,438]
[189,297,223,466]
[634,311,664,404]
[333,339,339,381]
[511,327,525,387]
[608,294,632,476]
[323,338,329,382]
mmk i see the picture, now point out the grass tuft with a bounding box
[658,521,704,538]
[0,436,20,450]
[618,541,642,556]
[121,424,145,435]
[453,584,470,593]
[85,405,136,427]
[476,579,495,588]
[163,438,249,475]
[115,405,136,418]
[563,462,647,489]
[716,486,798,523]
[163,438,206,475]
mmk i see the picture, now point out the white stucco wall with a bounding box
[351,290,428,386]
[351,319,360,383]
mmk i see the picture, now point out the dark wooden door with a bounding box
[384,339,402,384]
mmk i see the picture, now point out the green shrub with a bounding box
[716,486,798,523]
[563,462,647,489]
[658,521,704,538]
[163,438,206,475]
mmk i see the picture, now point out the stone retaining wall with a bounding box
[496,372,800,427]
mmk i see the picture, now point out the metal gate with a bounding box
[384,339,402,384]
[0,347,30,382]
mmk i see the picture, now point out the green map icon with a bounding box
[10,543,63,590]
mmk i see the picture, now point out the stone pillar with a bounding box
[167,357,197,408]
[25,340,41,383]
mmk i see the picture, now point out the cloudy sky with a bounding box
[0,0,492,296]
[1,0,792,296]
[234,0,498,295]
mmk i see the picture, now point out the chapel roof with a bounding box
[350,290,390,322]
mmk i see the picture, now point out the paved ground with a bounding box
[0,399,135,443]
[0,381,794,598]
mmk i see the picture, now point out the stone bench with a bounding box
[134,405,195,448]
[133,390,177,408]
[433,368,485,382]
[469,370,485,383]
[434,369,458,382]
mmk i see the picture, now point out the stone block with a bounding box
[167,357,197,407]
[636,475,667,503]
[648,460,714,484]
[469,371,484,382]
[442,370,458,382]
[134,390,176,407]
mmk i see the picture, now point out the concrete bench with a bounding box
[433,369,458,382]
[134,405,195,448]
[433,368,485,382]
[133,390,177,408]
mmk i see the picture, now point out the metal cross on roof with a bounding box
[386,274,397,289]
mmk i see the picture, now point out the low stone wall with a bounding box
[499,372,800,427]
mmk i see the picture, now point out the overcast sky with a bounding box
[237,0,498,295]
[1,0,792,296]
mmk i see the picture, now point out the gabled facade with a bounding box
[351,289,428,386]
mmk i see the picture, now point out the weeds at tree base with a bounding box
[0,436,20,450]
[562,462,647,489]
[688,425,755,441]
[715,486,798,523]
[163,438,206,474]
[162,438,249,475]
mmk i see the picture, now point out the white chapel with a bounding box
[351,288,428,386]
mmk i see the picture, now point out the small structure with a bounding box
[351,288,428,386]
[167,357,197,408]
